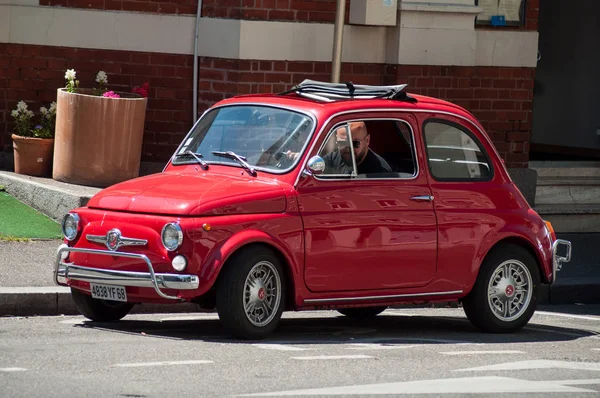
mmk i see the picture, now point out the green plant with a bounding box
[11,100,57,138]
[65,69,79,93]
[11,101,34,137]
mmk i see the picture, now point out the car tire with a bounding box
[337,306,387,319]
[71,288,134,322]
[216,246,286,340]
[463,244,540,333]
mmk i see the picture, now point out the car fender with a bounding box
[465,223,552,292]
[199,228,302,293]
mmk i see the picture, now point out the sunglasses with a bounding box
[336,137,366,149]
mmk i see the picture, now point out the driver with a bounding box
[288,122,391,175]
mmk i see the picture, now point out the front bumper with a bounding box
[552,239,572,284]
[54,244,199,301]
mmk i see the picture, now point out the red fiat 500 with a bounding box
[54,80,572,339]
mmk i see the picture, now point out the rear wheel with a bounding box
[71,288,133,321]
[216,246,285,340]
[337,306,387,319]
[463,245,539,333]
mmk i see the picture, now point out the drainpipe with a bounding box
[330,0,346,83]
[193,0,203,124]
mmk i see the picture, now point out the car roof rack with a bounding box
[278,79,417,103]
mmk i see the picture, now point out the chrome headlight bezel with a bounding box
[62,213,80,241]
[161,222,183,252]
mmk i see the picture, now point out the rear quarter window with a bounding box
[423,119,493,181]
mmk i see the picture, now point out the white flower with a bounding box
[49,101,57,114]
[27,110,34,118]
[65,69,76,81]
[17,101,27,111]
[95,71,108,85]
[11,110,18,118]
[40,106,48,116]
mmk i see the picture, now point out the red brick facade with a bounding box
[39,0,538,29]
[0,42,534,168]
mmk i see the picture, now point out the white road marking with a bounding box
[112,360,213,368]
[346,343,418,350]
[457,359,600,372]
[291,355,373,361]
[440,350,525,356]
[352,337,479,345]
[555,379,600,386]
[237,376,596,396]
[592,348,600,352]
[0,368,27,372]
[535,311,600,321]
[252,344,308,351]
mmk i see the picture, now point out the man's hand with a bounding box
[285,150,299,161]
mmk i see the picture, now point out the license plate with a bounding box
[90,283,128,302]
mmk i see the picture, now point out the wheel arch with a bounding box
[213,240,298,311]
[480,236,547,285]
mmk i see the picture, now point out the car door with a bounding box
[296,113,438,293]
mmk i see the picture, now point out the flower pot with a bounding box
[12,134,54,177]
[53,88,148,188]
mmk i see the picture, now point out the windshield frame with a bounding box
[169,103,318,175]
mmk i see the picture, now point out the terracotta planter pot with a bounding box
[53,88,148,188]
[12,134,55,177]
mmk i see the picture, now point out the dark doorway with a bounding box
[531,0,600,160]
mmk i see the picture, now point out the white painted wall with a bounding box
[0,4,538,67]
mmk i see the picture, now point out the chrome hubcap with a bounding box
[243,261,281,327]
[488,260,532,322]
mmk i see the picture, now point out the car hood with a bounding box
[86,171,288,216]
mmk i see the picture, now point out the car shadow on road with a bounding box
[74,310,599,346]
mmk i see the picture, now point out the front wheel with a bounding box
[463,245,540,333]
[71,288,134,321]
[216,246,286,340]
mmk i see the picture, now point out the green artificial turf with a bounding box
[0,192,62,240]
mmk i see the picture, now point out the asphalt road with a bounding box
[2,306,600,397]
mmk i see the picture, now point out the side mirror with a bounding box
[306,156,325,175]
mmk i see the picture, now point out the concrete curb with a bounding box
[0,171,101,222]
[0,287,203,317]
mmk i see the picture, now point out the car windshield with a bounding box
[173,105,315,173]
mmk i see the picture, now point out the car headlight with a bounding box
[62,213,80,241]
[161,222,183,251]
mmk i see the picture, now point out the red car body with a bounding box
[55,82,571,339]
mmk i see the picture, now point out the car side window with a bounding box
[423,120,492,181]
[315,119,417,179]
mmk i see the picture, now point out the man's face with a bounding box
[336,123,369,165]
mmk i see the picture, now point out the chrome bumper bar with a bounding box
[54,245,199,301]
[552,239,572,284]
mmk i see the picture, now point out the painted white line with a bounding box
[0,368,27,372]
[237,376,595,396]
[440,350,525,356]
[536,311,600,321]
[591,348,600,352]
[346,343,418,350]
[112,360,213,368]
[457,359,600,372]
[291,355,373,361]
[252,344,308,351]
[555,379,600,386]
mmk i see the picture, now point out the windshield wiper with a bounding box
[212,151,256,176]
[175,151,208,170]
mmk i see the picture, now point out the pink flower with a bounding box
[103,91,120,99]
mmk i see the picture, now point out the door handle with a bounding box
[410,195,434,202]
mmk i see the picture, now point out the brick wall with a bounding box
[0,43,534,168]
[0,43,194,162]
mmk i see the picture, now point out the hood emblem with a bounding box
[86,229,148,251]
